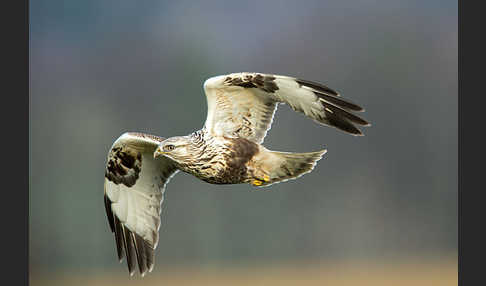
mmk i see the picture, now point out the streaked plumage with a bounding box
[103,72,370,276]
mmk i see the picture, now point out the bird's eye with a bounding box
[164,145,175,152]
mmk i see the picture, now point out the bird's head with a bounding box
[154,136,193,163]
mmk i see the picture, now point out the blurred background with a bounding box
[29,0,457,285]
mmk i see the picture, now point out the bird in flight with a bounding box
[103,72,370,276]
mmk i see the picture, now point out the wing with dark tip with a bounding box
[203,72,370,141]
[104,132,179,276]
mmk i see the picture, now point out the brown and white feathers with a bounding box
[104,72,369,277]
[104,132,178,276]
[203,72,369,144]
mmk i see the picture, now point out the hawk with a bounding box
[103,72,370,276]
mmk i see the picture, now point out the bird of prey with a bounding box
[103,72,370,276]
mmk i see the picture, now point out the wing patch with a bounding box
[224,73,279,93]
[105,146,142,187]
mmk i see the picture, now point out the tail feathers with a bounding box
[264,149,327,186]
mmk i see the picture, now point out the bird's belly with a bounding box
[190,164,248,185]
[182,137,258,185]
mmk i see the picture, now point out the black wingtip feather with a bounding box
[113,214,126,262]
[122,225,137,276]
[133,233,148,276]
[324,109,363,135]
[316,92,364,112]
[111,216,155,276]
[296,78,339,96]
[115,217,125,262]
[321,101,369,126]
[146,243,155,273]
[106,196,157,276]
[104,194,115,233]
[294,77,370,135]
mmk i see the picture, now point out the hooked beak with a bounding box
[153,147,168,159]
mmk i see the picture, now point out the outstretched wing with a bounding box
[203,72,370,143]
[104,132,178,276]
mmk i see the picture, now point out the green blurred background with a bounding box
[30,0,457,285]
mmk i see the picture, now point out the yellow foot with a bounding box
[262,175,270,182]
[252,179,263,186]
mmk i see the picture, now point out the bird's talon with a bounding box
[252,180,263,186]
[263,175,270,182]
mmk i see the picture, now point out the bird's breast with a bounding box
[182,136,260,185]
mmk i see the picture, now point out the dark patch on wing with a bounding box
[105,146,142,187]
[224,73,279,93]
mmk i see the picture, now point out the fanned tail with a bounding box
[258,149,327,186]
